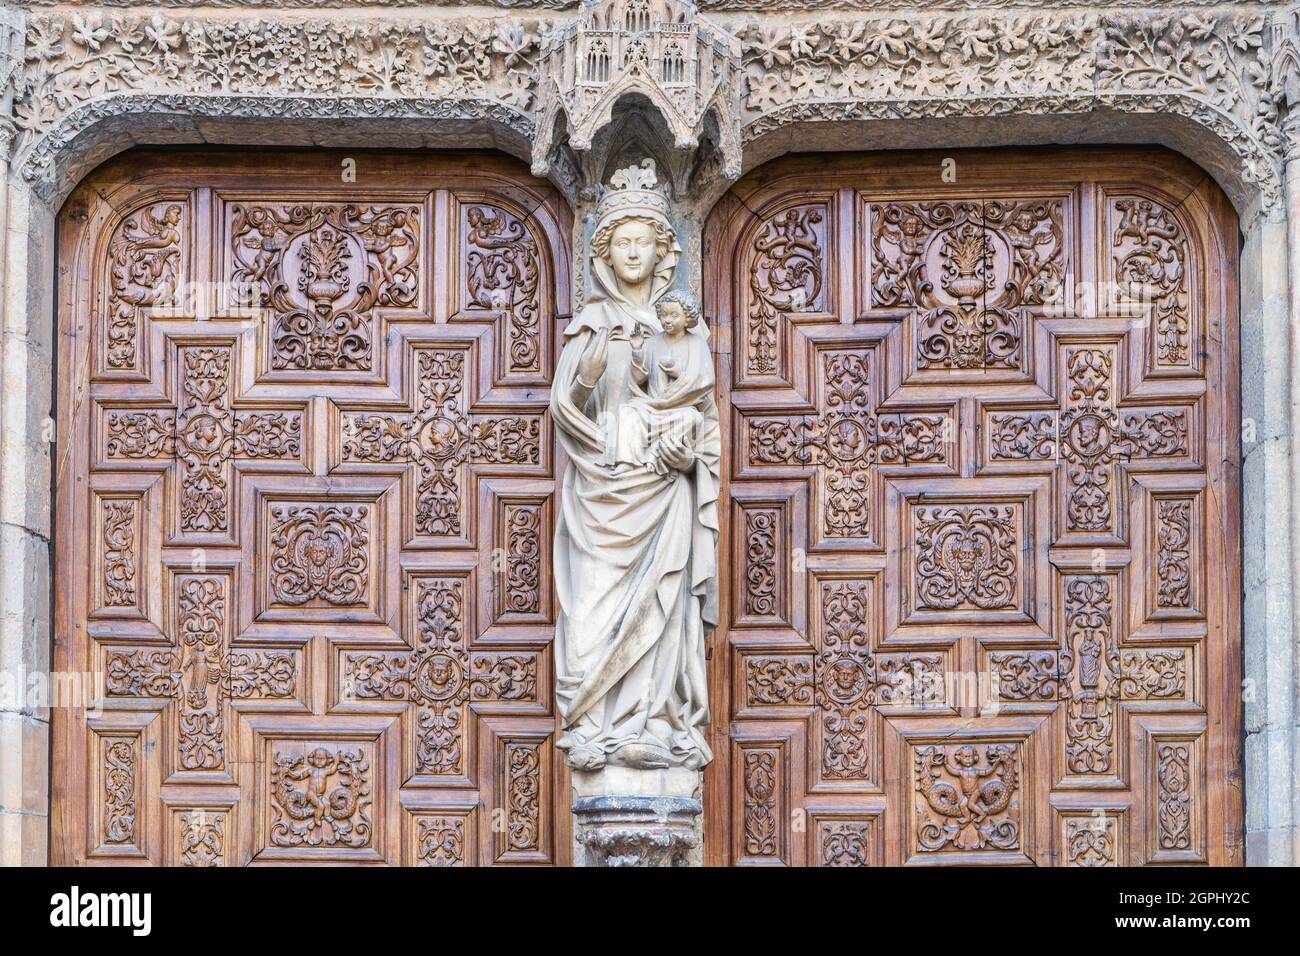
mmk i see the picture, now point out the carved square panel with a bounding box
[243,474,401,640]
[263,500,378,614]
[165,801,237,867]
[863,191,1073,386]
[1054,805,1127,867]
[247,715,399,864]
[885,476,1052,642]
[404,805,477,867]
[218,194,428,384]
[808,808,884,867]
[893,721,1042,866]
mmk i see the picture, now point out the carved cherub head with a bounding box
[655,289,702,337]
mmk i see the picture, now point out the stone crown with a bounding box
[597,159,669,222]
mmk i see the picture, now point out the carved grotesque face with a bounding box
[952,536,980,580]
[607,219,658,287]
[658,301,687,335]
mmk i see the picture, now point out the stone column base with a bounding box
[571,766,702,866]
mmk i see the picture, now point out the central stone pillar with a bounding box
[572,768,702,867]
[530,1,742,867]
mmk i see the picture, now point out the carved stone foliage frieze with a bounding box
[7,3,1300,217]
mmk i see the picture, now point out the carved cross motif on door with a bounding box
[102,339,307,541]
[744,577,946,787]
[103,572,303,777]
[742,345,952,546]
[339,573,538,783]
[985,337,1193,543]
[989,573,1191,781]
[339,344,544,543]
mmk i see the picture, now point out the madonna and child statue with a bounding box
[551,160,718,773]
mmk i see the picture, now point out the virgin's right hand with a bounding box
[577,327,609,386]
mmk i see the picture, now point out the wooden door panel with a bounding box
[54,151,571,866]
[704,148,1241,867]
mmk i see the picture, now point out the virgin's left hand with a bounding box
[657,433,694,473]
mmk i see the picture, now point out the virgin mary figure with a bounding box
[551,160,719,771]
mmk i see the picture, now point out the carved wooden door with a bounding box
[703,148,1242,866]
[53,150,571,866]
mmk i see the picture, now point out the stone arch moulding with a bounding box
[0,0,1295,866]
[5,2,1300,223]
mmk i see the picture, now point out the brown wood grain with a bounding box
[702,146,1242,867]
[53,149,573,866]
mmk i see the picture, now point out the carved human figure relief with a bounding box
[551,159,719,772]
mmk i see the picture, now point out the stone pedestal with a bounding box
[571,767,703,867]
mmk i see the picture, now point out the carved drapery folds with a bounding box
[9,3,1296,218]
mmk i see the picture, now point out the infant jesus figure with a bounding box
[608,290,714,477]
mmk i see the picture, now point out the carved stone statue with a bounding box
[551,158,719,772]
